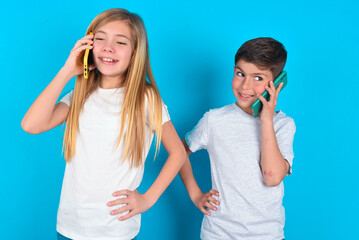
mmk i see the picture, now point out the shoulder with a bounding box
[207,104,234,117]
[274,111,296,130]
[191,104,234,130]
[59,89,74,106]
[144,86,165,105]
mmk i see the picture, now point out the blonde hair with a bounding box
[63,8,163,168]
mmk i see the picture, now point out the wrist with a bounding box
[189,188,203,203]
[261,117,274,126]
[143,191,158,208]
[59,66,76,81]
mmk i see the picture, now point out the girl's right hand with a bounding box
[192,189,220,216]
[62,34,94,78]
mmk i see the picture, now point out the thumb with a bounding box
[89,64,97,71]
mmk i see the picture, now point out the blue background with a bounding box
[1,0,358,239]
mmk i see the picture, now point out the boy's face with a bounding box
[232,59,274,115]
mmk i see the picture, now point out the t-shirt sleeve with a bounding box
[59,90,74,107]
[161,102,170,125]
[276,117,296,175]
[145,94,171,131]
[185,111,210,153]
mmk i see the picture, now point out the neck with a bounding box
[235,102,253,116]
[100,75,125,89]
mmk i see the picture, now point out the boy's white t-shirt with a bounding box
[185,103,295,240]
[57,87,170,240]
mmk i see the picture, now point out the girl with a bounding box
[21,8,186,240]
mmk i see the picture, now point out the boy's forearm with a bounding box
[179,158,203,201]
[260,119,289,187]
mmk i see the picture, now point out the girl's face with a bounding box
[93,20,133,83]
[232,59,273,115]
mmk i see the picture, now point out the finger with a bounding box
[89,64,97,71]
[118,210,137,221]
[107,197,128,207]
[208,196,220,206]
[113,189,131,197]
[265,84,275,99]
[276,82,284,96]
[71,44,93,55]
[209,189,219,196]
[81,34,95,42]
[257,94,268,105]
[199,206,211,216]
[74,39,94,49]
[111,205,131,216]
[205,201,217,211]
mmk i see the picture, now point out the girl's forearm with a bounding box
[144,150,186,206]
[21,68,72,133]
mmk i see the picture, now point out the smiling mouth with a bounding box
[238,92,254,100]
[99,57,119,63]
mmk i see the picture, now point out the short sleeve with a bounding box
[59,90,74,107]
[145,94,171,131]
[276,118,296,175]
[185,111,210,153]
[161,102,170,125]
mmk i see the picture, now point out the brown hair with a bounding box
[235,37,287,78]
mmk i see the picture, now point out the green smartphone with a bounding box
[83,32,93,79]
[251,71,287,117]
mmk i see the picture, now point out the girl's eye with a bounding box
[254,76,263,81]
[94,38,104,41]
[236,72,244,77]
[116,42,127,45]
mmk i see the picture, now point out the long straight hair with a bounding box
[63,8,163,168]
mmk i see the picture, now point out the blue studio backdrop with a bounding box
[1,0,358,239]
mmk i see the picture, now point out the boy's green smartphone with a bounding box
[83,32,93,79]
[251,71,287,117]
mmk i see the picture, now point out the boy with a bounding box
[179,37,296,240]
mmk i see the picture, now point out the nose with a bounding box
[241,77,252,90]
[102,41,115,53]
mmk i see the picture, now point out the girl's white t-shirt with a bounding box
[56,87,170,240]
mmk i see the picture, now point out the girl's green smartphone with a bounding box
[251,71,287,117]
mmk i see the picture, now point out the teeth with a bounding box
[102,58,116,62]
[240,93,252,98]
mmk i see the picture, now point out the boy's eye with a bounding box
[236,72,244,77]
[94,38,104,41]
[254,76,263,81]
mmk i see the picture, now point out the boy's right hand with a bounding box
[62,34,95,79]
[192,189,220,216]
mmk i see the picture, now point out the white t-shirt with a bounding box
[185,103,295,240]
[57,87,170,240]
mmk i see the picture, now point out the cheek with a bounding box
[92,44,101,59]
[232,78,239,89]
[254,84,266,95]
[119,47,133,64]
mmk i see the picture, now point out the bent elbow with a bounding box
[263,171,283,187]
[179,146,187,164]
[21,120,41,135]
[264,178,282,187]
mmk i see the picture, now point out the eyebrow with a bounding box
[235,66,269,77]
[96,30,130,40]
